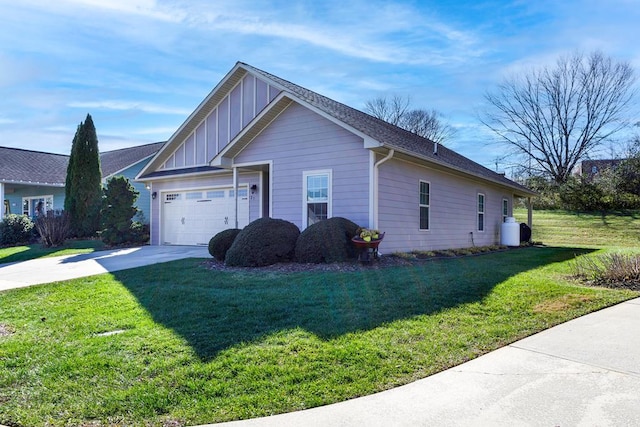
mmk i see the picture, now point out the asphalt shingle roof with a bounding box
[101,142,165,177]
[0,147,69,185]
[0,143,164,186]
[240,62,534,196]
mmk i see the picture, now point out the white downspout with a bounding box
[233,166,238,228]
[373,149,394,229]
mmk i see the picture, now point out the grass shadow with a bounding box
[112,246,595,361]
[0,240,104,265]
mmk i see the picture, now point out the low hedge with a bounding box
[225,218,300,267]
[295,217,360,263]
[208,228,241,260]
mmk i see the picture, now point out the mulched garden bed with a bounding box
[203,255,415,273]
[202,245,521,273]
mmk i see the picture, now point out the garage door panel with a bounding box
[162,187,249,246]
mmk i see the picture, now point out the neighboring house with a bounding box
[137,62,535,252]
[0,147,68,220]
[0,142,164,222]
[572,159,623,180]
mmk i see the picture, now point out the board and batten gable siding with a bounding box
[158,74,280,171]
[148,171,261,245]
[234,102,371,229]
[377,157,515,252]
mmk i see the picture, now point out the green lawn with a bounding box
[0,239,105,264]
[0,246,636,426]
[514,208,640,247]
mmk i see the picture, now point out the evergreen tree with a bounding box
[64,114,102,237]
[101,176,139,246]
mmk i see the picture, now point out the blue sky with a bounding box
[1,0,638,171]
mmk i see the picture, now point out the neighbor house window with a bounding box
[477,193,485,232]
[419,181,430,230]
[502,198,509,222]
[22,196,53,217]
[303,170,332,227]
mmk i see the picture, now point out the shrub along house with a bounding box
[137,62,535,252]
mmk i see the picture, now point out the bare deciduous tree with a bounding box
[482,51,636,184]
[364,95,456,144]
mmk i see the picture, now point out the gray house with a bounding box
[137,62,535,252]
[1,142,164,222]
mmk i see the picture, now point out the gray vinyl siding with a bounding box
[235,102,370,229]
[148,171,260,245]
[378,157,515,253]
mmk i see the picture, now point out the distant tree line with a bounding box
[524,136,640,211]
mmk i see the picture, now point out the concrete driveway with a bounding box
[0,245,210,291]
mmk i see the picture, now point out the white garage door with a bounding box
[162,187,249,245]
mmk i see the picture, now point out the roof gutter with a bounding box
[371,149,394,229]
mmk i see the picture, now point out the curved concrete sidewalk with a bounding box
[0,245,210,291]
[209,298,640,427]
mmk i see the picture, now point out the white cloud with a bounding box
[67,100,192,116]
[179,2,482,66]
[31,0,185,22]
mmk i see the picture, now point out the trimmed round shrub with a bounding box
[295,217,360,263]
[208,228,241,260]
[225,218,300,267]
[0,214,35,246]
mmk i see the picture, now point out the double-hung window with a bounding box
[303,170,331,227]
[477,193,485,232]
[502,198,509,222]
[419,181,430,230]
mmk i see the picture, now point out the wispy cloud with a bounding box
[179,2,482,65]
[1,0,638,166]
[68,101,192,116]
[46,0,185,22]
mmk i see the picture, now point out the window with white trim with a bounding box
[22,196,53,217]
[419,181,430,230]
[502,198,509,222]
[303,170,332,227]
[478,193,485,232]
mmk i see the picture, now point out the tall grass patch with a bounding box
[573,251,640,290]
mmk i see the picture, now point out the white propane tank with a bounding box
[501,217,520,246]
